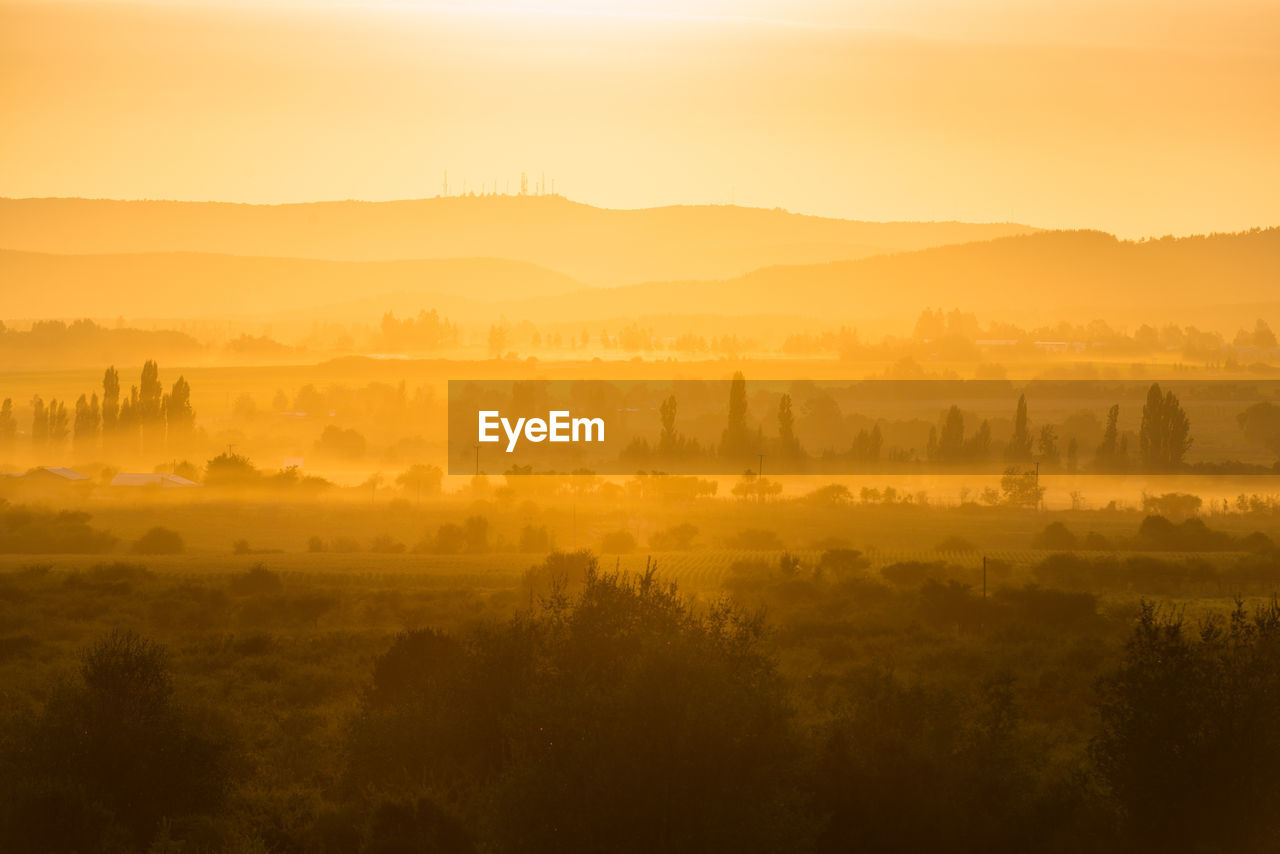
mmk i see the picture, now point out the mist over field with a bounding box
[3,0,1280,851]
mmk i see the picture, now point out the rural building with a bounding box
[110,472,202,488]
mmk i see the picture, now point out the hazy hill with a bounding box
[4,228,1275,327]
[0,252,578,318]
[0,196,1037,285]
[506,228,1280,323]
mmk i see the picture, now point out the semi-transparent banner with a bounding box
[447,379,1280,476]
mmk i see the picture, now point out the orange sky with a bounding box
[2,1,1277,237]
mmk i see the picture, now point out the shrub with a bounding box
[346,564,804,852]
[1032,553,1107,590]
[1094,600,1280,850]
[518,525,551,553]
[330,536,362,553]
[649,522,698,550]
[880,560,946,587]
[600,530,637,554]
[0,631,234,851]
[1082,531,1112,550]
[132,527,184,555]
[818,549,870,575]
[227,564,283,596]
[313,425,367,459]
[935,535,977,552]
[1032,522,1077,550]
[521,550,598,600]
[727,528,784,550]
[0,503,117,554]
[370,534,406,554]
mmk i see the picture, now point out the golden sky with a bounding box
[2,1,1277,236]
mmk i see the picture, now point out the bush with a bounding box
[1094,600,1280,850]
[817,549,870,575]
[1032,522,1077,550]
[1136,515,1234,551]
[313,425,367,459]
[1032,553,1107,590]
[935,535,977,552]
[0,503,117,554]
[649,522,698,550]
[521,550,598,602]
[518,525,551,553]
[346,563,805,852]
[992,585,1098,629]
[880,560,946,587]
[1082,531,1112,550]
[132,527,184,555]
[227,564,283,596]
[331,536,362,553]
[600,530,637,554]
[0,631,234,851]
[370,534,406,554]
[727,528,784,550]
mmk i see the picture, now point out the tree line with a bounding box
[634,375,1195,473]
[0,361,194,459]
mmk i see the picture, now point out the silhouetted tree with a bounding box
[964,419,992,462]
[73,393,101,456]
[1094,600,1280,851]
[776,394,801,458]
[204,451,260,486]
[1238,401,1280,459]
[101,366,119,438]
[0,398,15,451]
[937,405,965,463]
[1096,404,1122,471]
[396,464,443,498]
[0,631,233,851]
[47,399,68,451]
[29,396,47,448]
[851,424,882,463]
[139,360,164,450]
[463,515,488,553]
[658,394,679,455]
[1037,425,1059,466]
[1138,383,1192,470]
[720,371,753,460]
[1000,466,1043,508]
[347,562,806,852]
[164,375,194,446]
[1006,394,1033,461]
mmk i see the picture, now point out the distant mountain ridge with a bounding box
[0,196,1038,286]
[2,227,1275,325]
[504,228,1280,322]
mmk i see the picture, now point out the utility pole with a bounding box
[757,453,765,504]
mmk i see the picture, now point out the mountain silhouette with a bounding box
[0,196,1037,286]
